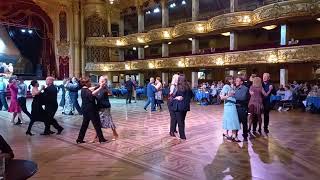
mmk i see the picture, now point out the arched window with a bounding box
[59,11,67,41]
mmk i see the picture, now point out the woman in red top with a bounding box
[248,77,272,134]
[8,76,23,124]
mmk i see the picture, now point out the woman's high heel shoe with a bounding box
[26,131,34,136]
[232,137,241,143]
[99,139,108,144]
[76,140,86,144]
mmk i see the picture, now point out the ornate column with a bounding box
[119,15,125,61]
[191,72,198,89]
[161,0,169,57]
[230,0,238,12]
[280,24,288,46]
[230,0,239,51]
[161,72,169,85]
[80,0,85,76]
[230,32,238,51]
[191,0,199,54]
[137,6,145,59]
[280,69,288,86]
[73,0,81,77]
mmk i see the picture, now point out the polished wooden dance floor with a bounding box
[0,99,319,180]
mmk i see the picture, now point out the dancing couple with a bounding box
[76,76,118,144]
[144,77,164,111]
[26,77,64,136]
[168,74,193,140]
[220,74,274,142]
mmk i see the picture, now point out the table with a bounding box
[120,89,128,95]
[136,88,145,96]
[194,91,210,102]
[306,96,320,109]
[270,95,282,103]
[5,159,38,180]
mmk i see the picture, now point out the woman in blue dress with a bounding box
[220,76,241,142]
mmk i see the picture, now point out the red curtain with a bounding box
[0,0,57,77]
[59,56,69,79]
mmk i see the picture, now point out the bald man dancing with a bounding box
[41,77,64,135]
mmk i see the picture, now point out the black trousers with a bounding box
[174,111,187,139]
[263,102,271,131]
[44,105,63,132]
[236,106,248,138]
[71,96,82,114]
[169,109,177,133]
[77,116,105,141]
[17,97,32,120]
[126,90,133,103]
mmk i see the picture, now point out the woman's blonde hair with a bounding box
[252,77,262,88]
[171,74,179,85]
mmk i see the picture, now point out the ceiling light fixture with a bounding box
[21,29,26,33]
[146,11,151,15]
[168,42,172,45]
[182,0,186,5]
[144,45,149,48]
[317,18,320,21]
[221,32,230,36]
[153,8,160,13]
[170,3,176,8]
[188,38,192,41]
[28,30,33,34]
[133,47,137,51]
[262,25,277,30]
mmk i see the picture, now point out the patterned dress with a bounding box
[96,86,116,129]
[220,84,240,130]
[63,85,74,114]
[8,83,21,113]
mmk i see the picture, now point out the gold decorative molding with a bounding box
[56,41,70,56]
[85,0,320,48]
[85,44,320,72]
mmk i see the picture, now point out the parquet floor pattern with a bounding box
[0,98,319,180]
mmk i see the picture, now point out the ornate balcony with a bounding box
[85,0,320,48]
[85,44,320,72]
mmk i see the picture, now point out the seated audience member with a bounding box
[277,85,285,96]
[277,85,293,112]
[0,134,14,160]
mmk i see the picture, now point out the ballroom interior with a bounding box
[0,0,320,179]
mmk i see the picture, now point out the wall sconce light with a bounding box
[221,32,230,36]
[317,18,320,21]
[168,42,172,45]
[241,15,251,23]
[125,63,130,70]
[133,47,137,51]
[137,37,144,43]
[196,24,205,33]
[116,40,124,46]
[163,31,171,39]
[262,25,277,30]
[144,45,149,48]
[216,58,224,65]
[188,38,193,41]
[148,62,155,69]
[267,54,278,63]
[177,60,185,67]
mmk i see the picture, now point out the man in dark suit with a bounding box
[252,73,275,134]
[125,77,135,104]
[41,77,64,135]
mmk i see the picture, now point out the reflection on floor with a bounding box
[0,99,319,180]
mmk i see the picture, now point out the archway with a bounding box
[0,0,56,77]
